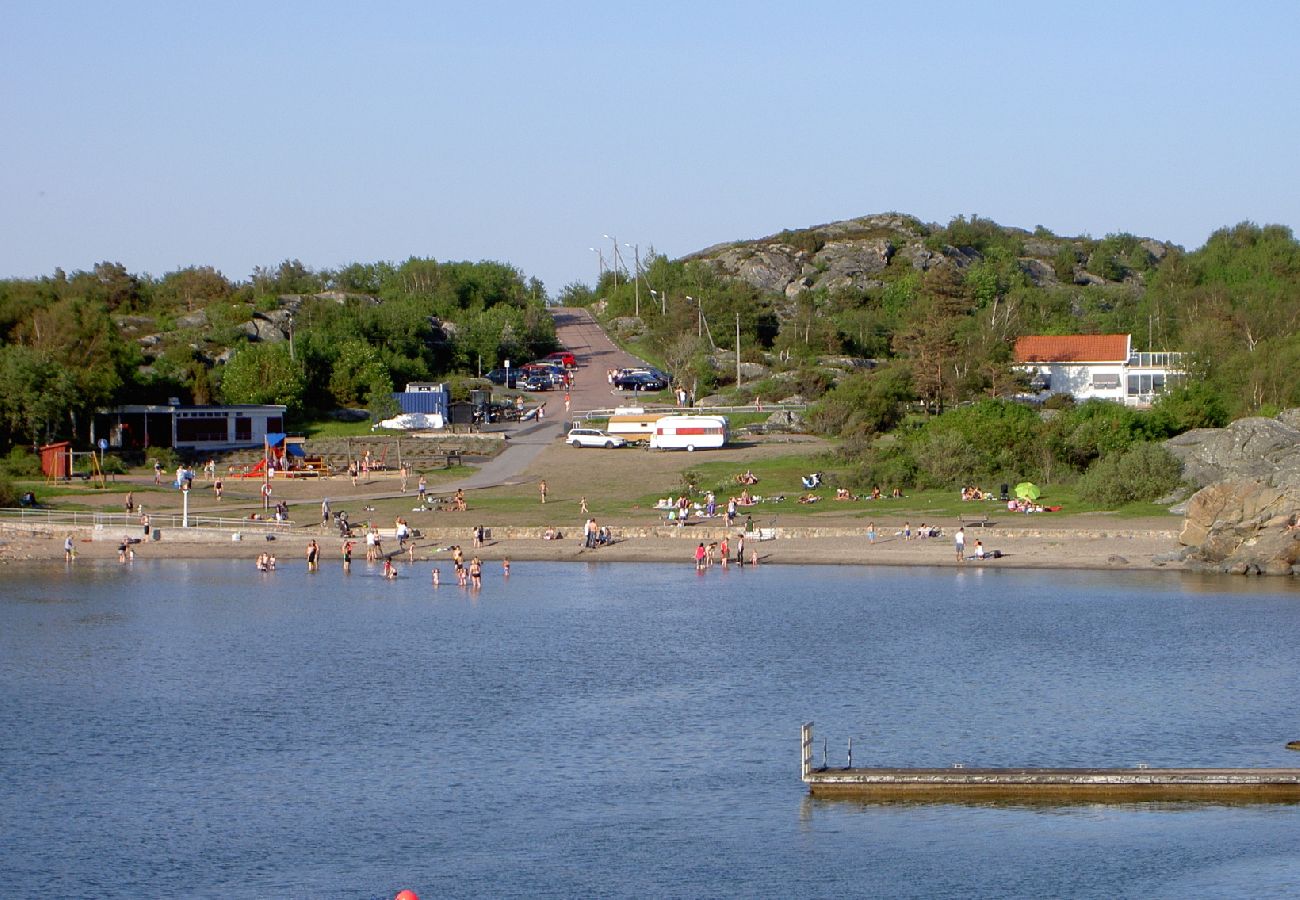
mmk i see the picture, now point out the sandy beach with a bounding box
[0,307,1187,574]
[0,514,1183,573]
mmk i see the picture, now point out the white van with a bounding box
[648,415,729,451]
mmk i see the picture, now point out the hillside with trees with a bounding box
[561,214,1300,499]
[3,211,1299,504]
[0,258,555,450]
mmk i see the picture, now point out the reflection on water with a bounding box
[2,560,1299,898]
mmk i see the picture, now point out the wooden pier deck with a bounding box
[801,724,1300,802]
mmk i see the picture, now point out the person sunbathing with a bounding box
[835,487,858,500]
[798,493,820,504]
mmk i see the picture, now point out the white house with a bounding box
[1013,334,1185,407]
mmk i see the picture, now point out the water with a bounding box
[2,560,1300,898]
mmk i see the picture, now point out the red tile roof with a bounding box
[1014,334,1130,364]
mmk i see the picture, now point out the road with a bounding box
[443,305,653,490]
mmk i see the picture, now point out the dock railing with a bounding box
[802,722,815,782]
[0,508,294,534]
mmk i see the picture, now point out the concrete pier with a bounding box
[801,724,1300,802]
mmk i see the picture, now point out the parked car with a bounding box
[566,428,627,448]
[522,362,566,382]
[544,351,577,368]
[613,371,668,391]
[485,368,518,387]
[520,375,553,391]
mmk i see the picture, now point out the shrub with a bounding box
[99,454,130,475]
[1076,442,1183,505]
[850,443,919,492]
[145,447,181,471]
[0,447,41,478]
[0,473,18,507]
[1147,382,1231,436]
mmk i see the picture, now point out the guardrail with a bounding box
[0,508,295,532]
[574,403,806,423]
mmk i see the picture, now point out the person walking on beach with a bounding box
[539,479,548,504]
[214,476,223,501]
[124,491,134,514]
[400,464,410,492]
[955,526,966,562]
[321,497,331,526]
[579,496,588,514]
[867,522,876,544]
[417,475,427,503]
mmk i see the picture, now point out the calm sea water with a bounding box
[2,559,1299,899]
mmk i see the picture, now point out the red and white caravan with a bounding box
[648,415,729,451]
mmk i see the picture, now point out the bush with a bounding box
[1147,382,1231,436]
[0,473,17,507]
[1076,442,1183,506]
[145,447,181,471]
[0,447,41,478]
[99,454,129,475]
[850,443,919,492]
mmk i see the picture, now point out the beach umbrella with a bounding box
[1014,481,1040,500]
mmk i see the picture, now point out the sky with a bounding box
[3,1,1298,295]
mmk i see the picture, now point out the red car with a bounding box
[543,351,576,368]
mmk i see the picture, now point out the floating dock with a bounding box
[801,723,1300,802]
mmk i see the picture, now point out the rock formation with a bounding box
[1168,412,1300,574]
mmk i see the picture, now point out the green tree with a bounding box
[0,346,80,443]
[218,343,307,415]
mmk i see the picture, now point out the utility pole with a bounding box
[736,312,742,389]
[626,242,640,317]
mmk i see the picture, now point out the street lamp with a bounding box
[588,247,605,285]
[624,242,641,317]
[286,314,295,361]
[603,234,620,290]
[686,296,701,337]
[649,289,665,315]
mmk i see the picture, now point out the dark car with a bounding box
[520,375,553,391]
[485,368,518,387]
[613,371,668,391]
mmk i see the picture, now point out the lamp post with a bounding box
[624,242,640,317]
[588,247,605,285]
[287,314,295,361]
[686,296,701,337]
[736,312,742,389]
[649,289,665,315]
[603,234,620,290]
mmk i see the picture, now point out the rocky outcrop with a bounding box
[1169,412,1300,574]
[1165,416,1300,489]
[689,213,1172,299]
[1179,479,1300,575]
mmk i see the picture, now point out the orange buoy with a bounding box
[395,891,419,900]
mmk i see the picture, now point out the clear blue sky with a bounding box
[3,1,1296,295]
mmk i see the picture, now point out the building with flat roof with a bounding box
[93,404,287,453]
